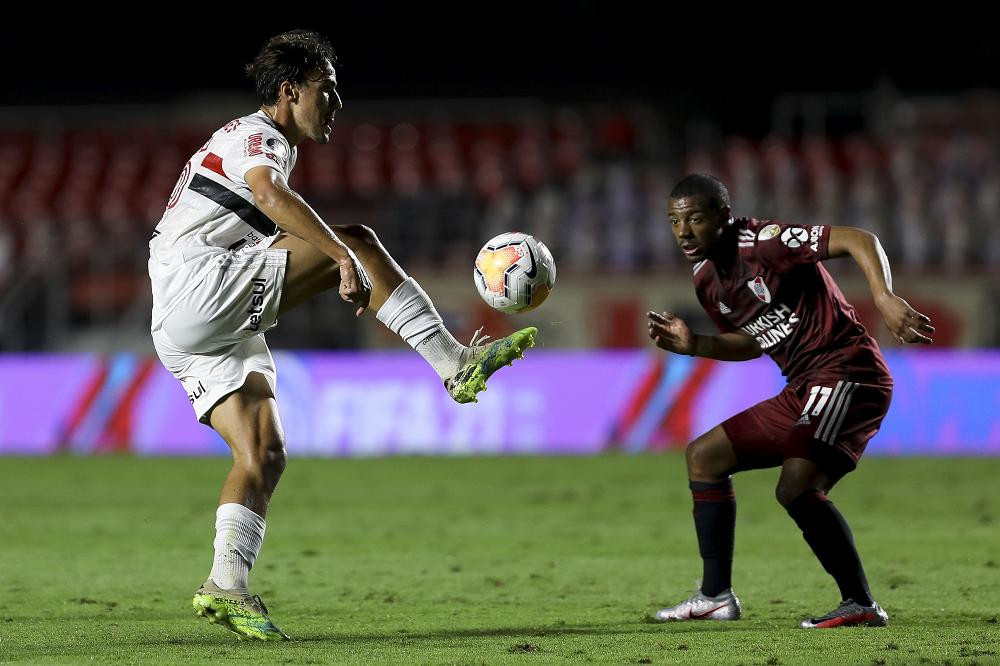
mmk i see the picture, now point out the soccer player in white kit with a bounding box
[148,30,536,640]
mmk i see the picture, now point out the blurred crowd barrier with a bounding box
[0,93,997,351]
[1,350,997,455]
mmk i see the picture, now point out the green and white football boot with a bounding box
[193,579,290,641]
[445,326,537,404]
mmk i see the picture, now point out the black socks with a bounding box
[690,478,736,597]
[786,489,874,606]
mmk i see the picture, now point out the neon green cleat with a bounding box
[193,579,290,641]
[445,326,537,404]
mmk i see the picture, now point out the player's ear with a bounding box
[722,206,734,225]
[279,80,298,103]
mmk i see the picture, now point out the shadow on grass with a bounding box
[138,618,762,647]
[296,622,642,643]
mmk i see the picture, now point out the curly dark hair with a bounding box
[670,173,732,211]
[245,30,337,105]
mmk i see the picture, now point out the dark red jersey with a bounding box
[692,218,891,385]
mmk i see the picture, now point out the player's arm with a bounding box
[827,226,934,344]
[647,311,763,361]
[245,165,371,313]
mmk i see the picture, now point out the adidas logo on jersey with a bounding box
[719,302,732,314]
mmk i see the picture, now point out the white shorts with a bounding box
[151,243,288,423]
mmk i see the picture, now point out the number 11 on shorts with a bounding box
[799,385,833,423]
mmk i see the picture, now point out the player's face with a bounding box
[668,195,729,262]
[294,62,342,144]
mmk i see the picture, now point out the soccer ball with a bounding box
[474,232,556,313]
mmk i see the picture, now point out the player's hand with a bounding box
[647,310,696,355]
[338,252,372,317]
[876,293,934,344]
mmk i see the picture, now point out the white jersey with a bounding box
[148,111,297,331]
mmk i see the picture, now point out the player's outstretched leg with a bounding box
[373,274,535,404]
[442,325,536,403]
[274,226,536,403]
[656,426,743,622]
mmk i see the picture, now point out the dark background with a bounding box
[6,8,998,134]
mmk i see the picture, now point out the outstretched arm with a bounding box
[827,227,934,344]
[647,311,762,361]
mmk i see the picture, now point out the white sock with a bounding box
[209,503,266,593]
[376,277,467,379]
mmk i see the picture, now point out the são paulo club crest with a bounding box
[747,276,772,303]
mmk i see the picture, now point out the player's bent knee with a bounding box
[775,483,821,509]
[683,426,738,481]
[684,442,700,473]
[255,438,286,479]
[336,223,381,248]
[685,439,725,480]
[775,484,796,508]
[262,441,287,480]
[232,436,286,486]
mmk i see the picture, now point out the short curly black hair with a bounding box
[245,30,337,105]
[669,173,732,211]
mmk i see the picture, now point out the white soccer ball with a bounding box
[474,232,556,314]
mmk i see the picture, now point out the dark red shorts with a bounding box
[721,376,892,481]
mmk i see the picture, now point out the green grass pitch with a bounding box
[1,454,998,664]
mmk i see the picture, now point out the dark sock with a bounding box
[786,489,874,606]
[689,478,736,597]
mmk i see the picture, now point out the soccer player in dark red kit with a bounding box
[648,174,934,628]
